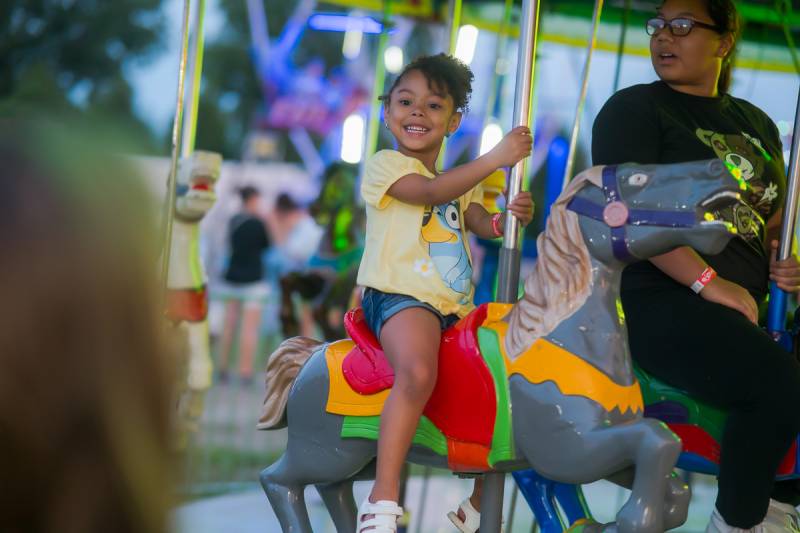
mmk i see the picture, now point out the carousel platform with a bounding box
[173,473,718,532]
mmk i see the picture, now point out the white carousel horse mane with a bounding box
[258,336,325,430]
[505,166,603,360]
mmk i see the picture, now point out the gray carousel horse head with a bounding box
[567,159,741,264]
[502,159,741,532]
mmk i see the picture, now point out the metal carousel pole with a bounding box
[495,0,540,304]
[561,0,604,191]
[478,0,513,155]
[362,0,392,167]
[612,0,630,94]
[483,0,540,530]
[160,0,194,290]
[767,86,800,344]
[446,0,463,53]
[435,0,463,170]
[181,0,208,158]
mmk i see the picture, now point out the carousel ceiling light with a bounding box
[455,25,479,65]
[341,113,365,164]
[480,123,504,156]
[342,28,363,59]
[308,14,383,34]
[384,46,404,74]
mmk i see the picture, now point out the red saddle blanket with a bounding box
[342,305,496,446]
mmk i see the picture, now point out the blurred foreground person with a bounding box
[0,122,175,533]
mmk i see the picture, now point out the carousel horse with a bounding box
[279,162,364,340]
[258,159,742,532]
[512,335,800,533]
[164,150,221,443]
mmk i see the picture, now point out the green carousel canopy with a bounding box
[319,0,800,73]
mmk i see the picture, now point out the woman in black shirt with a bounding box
[218,186,271,383]
[592,1,800,531]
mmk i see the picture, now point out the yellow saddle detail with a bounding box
[511,338,643,414]
[480,303,642,415]
[325,303,642,419]
[325,340,388,416]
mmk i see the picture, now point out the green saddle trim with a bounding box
[342,415,448,456]
[634,364,726,442]
[477,326,515,466]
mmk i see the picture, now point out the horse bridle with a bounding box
[567,165,697,261]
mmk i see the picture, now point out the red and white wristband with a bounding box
[691,267,717,294]
[491,212,504,237]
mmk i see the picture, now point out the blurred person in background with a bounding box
[217,186,271,384]
[278,162,364,340]
[0,121,174,533]
[270,192,322,275]
[269,192,323,338]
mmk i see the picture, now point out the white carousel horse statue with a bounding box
[164,150,221,444]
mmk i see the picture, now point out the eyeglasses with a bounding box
[646,17,722,37]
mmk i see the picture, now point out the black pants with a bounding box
[623,285,800,528]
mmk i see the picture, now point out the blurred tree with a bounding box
[0,0,165,149]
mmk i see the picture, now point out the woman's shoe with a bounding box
[765,499,800,532]
[705,507,766,533]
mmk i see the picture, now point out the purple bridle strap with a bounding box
[567,165,697,261]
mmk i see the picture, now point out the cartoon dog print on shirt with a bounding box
[420,200,472,304]
[696,128,776,242]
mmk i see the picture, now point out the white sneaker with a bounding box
[764,499,800,532]
[356,497,403,533]
[706,507,766,533]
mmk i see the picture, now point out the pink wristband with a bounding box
[691,267,717,294]
[491,212,503,237]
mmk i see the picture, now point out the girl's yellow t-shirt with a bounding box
[356,150,483,318]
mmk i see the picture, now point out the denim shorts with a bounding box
[362,288,460,340]
[216,280,271,309]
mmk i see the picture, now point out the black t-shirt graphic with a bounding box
[224,213,271,284]
[592,81,786,301]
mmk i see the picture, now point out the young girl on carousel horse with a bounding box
[592,0,800,531]
[355,53,533,532]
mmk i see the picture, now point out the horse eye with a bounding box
[628,173,649,187]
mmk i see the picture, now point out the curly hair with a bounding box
[704,0,740,94]
[380,53,474,113]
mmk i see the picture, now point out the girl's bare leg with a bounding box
[369,307,441,503]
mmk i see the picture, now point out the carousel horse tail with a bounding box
[257,336,324,430]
